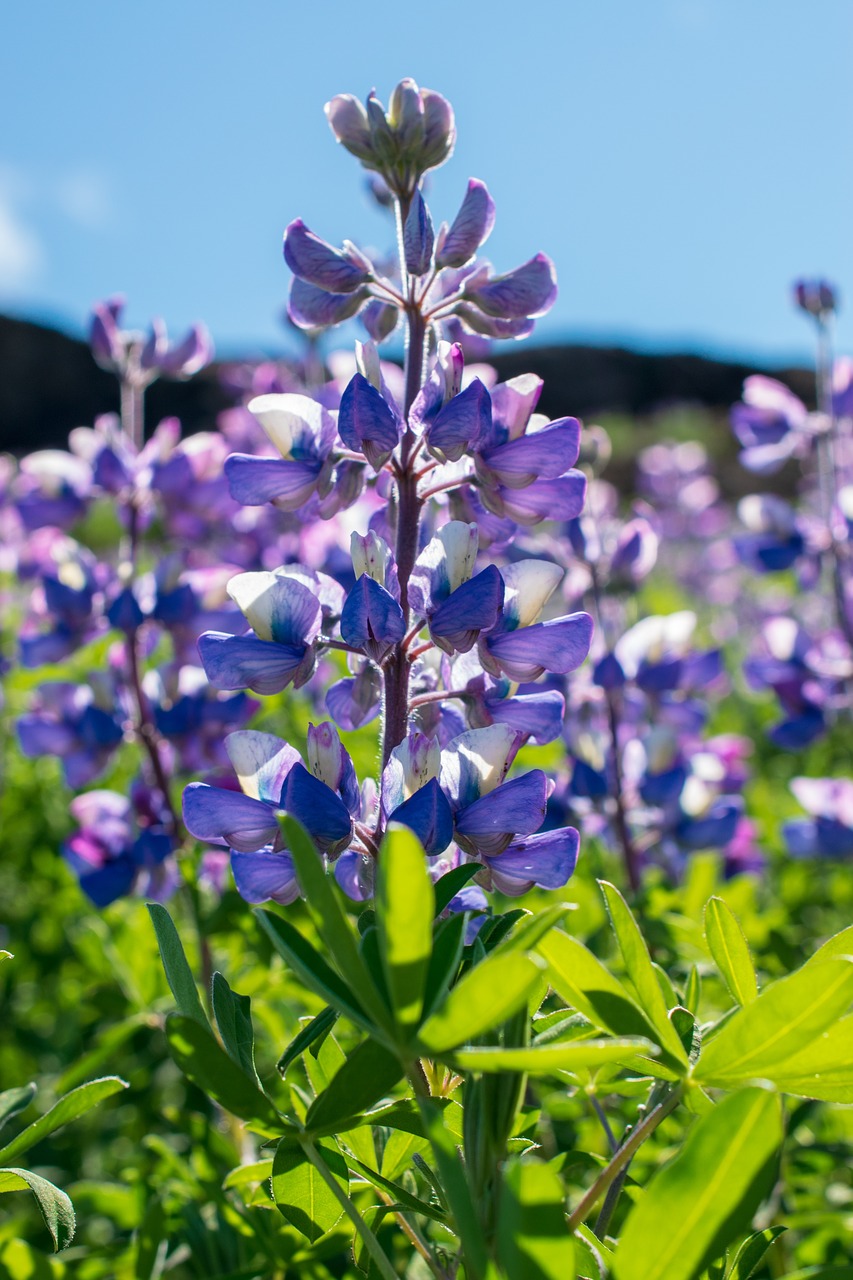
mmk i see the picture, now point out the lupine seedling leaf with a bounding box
[613,1087,782,1280]
[704,897,758,1006]
[0,1168,76,1251]
[751,1014,853,1101]
[695,958,853,1087]
[272,1138,347,1242]
[280,814,392,1032]
[0,1077,128,1166]
[277,1007,339,1076]
[212,972,260,1084]
[147,902,208,1027]
[0,1085,36,1135]
[304,1038,404,1134]
[256,909,371,1032]
[599,880,688,1066]
[538,929,685,1076]
[450,1038,655,1075]
[164,1013,284,1135]
[726,1226,786,1280]
[417,951,544,1055]
[375,824,434,1033]
[497,1158,575,1280]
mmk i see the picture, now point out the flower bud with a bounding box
[403,190,435,276]
[420,88,456,170]
[464,253,557,320]
[284,219,373,293]
[388,78,426,155]
[435,179,495,269]
[324,94,375,163]
[89,297,125,370]
[793,278,838,319]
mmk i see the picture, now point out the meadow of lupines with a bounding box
[1,79,853,1280]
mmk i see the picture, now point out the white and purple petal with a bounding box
[484,826,580,897]
[182,782,278,853]
[198,631,311,696]
[231,849,300,905]
[484,612,593,682]
[455,770,548,856]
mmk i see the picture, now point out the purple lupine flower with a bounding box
[340,574,406,663]
[480,560,594,682]
[198,569,327,694]
[462,253,557,321]
[793,277,837,319]
[182,729,355,905]
[17,680,124,787]
[784,777,853,859]
[408,521,505,654]
[435,179,496,270]
[730,376,813,473]
[338,373,402,471]
[733,495,807,573]
[225,394,338,509]
[141,317,213,379]
[403,190,435,277]
[284,219,374,294]
[14,450,92,532]
[64,790,173,907]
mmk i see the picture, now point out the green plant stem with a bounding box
[567,1086,683,1233]
[301,1139,399,1280]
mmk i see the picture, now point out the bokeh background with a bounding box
[2,0,852,360]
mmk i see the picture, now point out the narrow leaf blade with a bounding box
[705,897,758,1006]
[147,902,208,1026]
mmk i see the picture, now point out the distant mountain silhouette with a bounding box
[0,314,813,458]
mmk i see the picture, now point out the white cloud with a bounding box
[0,190,43,292]
[56,170,113,229]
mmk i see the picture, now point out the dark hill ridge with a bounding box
[0,314,813,455]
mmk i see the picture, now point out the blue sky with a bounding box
[2,1,851,363]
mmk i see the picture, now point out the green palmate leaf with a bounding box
[146,902,208,1027]
[726,1226,786,1280]
[576,1223,614,1279]
[272,1138,347,1243]
[212,972,260,1085]
[492,904,574,956]
[277,1007,339,1076]
[695,958,853,1087]
[804,924,853,969]
[0,1077,128,1166]
[433,863,480,915]
[0,1085,36,1134]
[380,1127,430,1181]
[423,911,466,1017]
[599,881,688,1067]
[135,1197,167,1280]
[305,1038,404,1134]
[497,1159,575,1280]
[538,930,684,1076]
[376,825,434,1032]
[704,897,758,1006]
[755,1014,853,1101]
[613,1087,782,1280]
[255,909,370,1031]
[222,1159,274,1189]
[451,1038,655,1075]
[0,1168,75,1251]
[348,1156,447,1223]
[279,815,391,1032]
[684,965,702,1015]
[418,1100,490,1279]
[164,1013,284,1135]
[417,951,544,1055]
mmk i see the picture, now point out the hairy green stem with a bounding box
[567,1086,682,1232]
[301,1140,399,1280]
